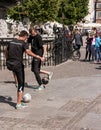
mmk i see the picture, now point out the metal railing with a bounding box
[0,38,56,70]
[0,38,14,70]
[0,34,72,70]
[53,29,71,65]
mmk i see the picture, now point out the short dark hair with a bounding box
[19,30,28,37]
[29,27,37,33]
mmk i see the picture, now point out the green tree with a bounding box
[7,0,89,25]
[7,0,60,24]
[57,0,89,25]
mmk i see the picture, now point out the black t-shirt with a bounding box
[7,38,29,64]
[86,37,93,45]
[28,34,43,56]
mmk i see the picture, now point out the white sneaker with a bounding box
[16,103,27,109]
[48,72,53,80]
[15,84,18,88]
[35,85,45,91]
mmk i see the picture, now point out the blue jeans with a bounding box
[91,45,96,61]
[95,47,101,62]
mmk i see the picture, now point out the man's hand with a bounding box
[40,57,45,62]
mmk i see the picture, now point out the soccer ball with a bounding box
[42,77,49,85]
[22,93,31,103]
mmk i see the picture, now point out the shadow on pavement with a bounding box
[95,66,101,70]
[4,81,15,84]
[25,84,38,89]
[0,95,16,108]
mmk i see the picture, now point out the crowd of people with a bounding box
[84,27,101,63]
[66,28,83,57]
[66,27,101,63]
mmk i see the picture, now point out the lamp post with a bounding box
[82,19,85,35]
[17,0,24,21]
[17,0,21,21]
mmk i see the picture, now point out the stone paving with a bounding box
[0,46,101,130]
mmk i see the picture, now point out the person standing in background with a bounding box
[91,33,97,62]
[73,29,83,59]
[84,33,93,61]
[94,32,101,63]
[74,29,83,50]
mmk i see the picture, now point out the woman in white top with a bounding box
[91,34,96,61]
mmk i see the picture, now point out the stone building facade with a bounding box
[95,0,101,23]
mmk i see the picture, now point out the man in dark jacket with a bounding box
[74,29,83,49]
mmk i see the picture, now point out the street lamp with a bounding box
[82,19,85,34]
[16,0,21,21]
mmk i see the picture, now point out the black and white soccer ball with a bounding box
[22,93,31,103]
[42,77,49,85]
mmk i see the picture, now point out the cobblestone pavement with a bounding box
[0,46,101,130]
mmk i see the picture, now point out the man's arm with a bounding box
[25,49,44,61]
[42,44,47,57]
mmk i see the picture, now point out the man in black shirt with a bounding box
[28,27,53,90]
[6,30,44,109]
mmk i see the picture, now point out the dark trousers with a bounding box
[13,64,25,92]
[75,44,81,50]
[31,58,42,86]
[85,45,92,61]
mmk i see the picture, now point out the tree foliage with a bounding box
[7,0,60,24]
[57,0,89,25]
[7,0,89,25]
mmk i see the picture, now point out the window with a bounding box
[96,11,101,19]
[98,12,101,17]
[97,3,101,8]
